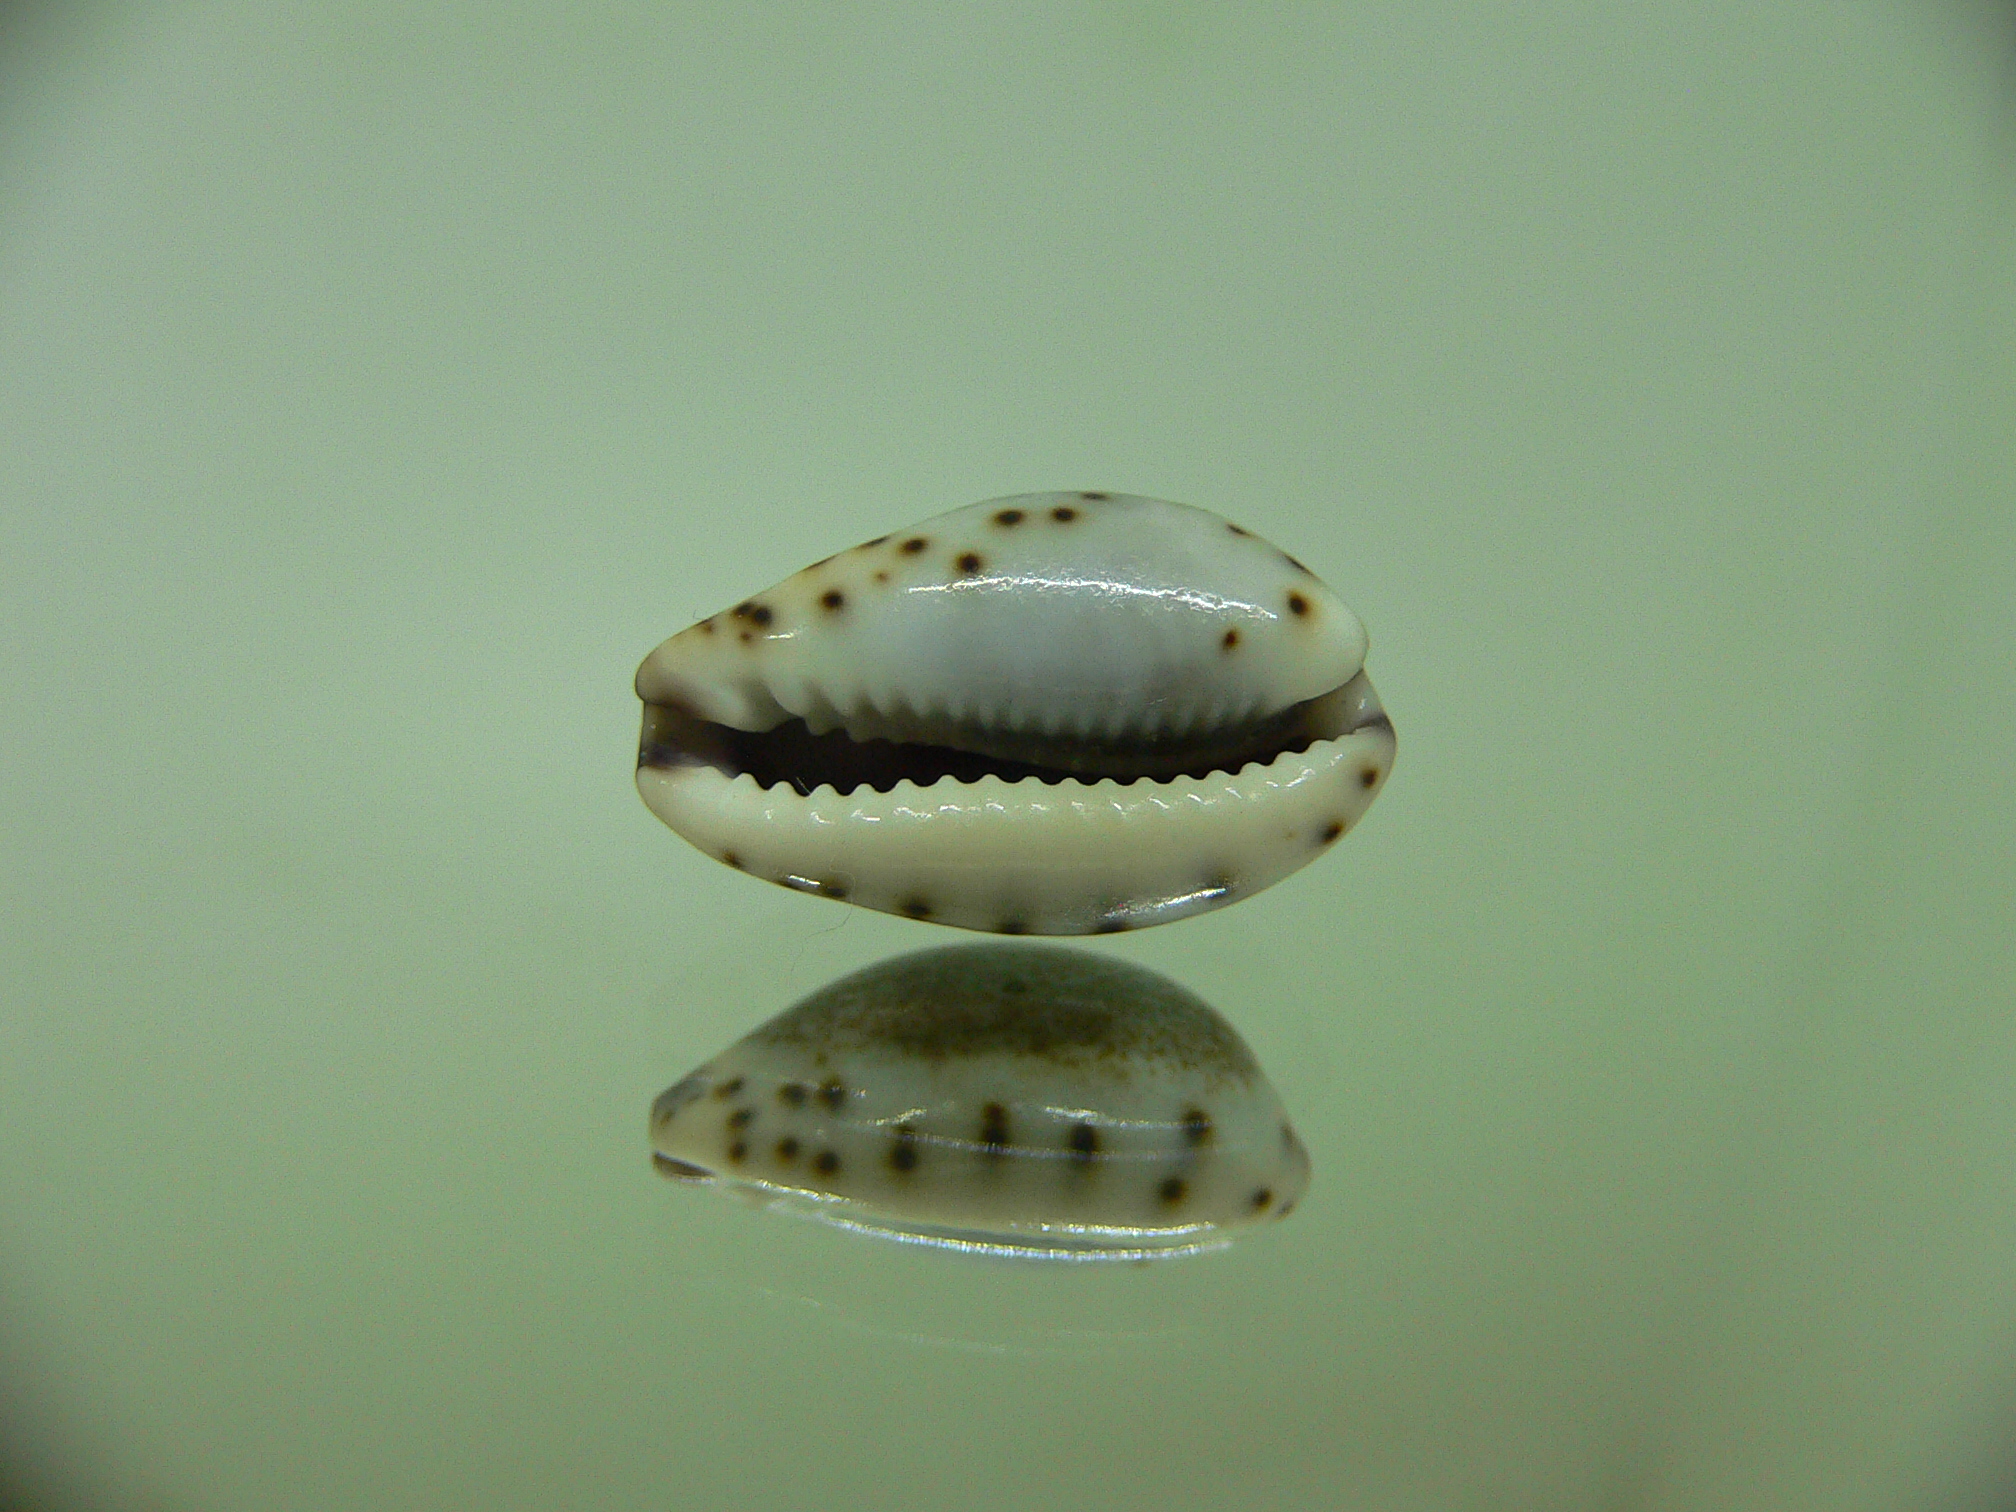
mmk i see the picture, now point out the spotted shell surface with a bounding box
[636,491,1395,933]
[649,945,1311,1260]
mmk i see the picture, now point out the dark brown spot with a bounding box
[980,1103,1010,1151]
[1159,1175,1188,1205]
[1226,521,1252,537]
[955,551,984,574]
[738,630,755,643]
[900,896,934,921]
[726,1139,748,1163]
[699,618,716,634]
[900,536,929,554]
[820,588,845,611]
[1286,592,1310,618]
[1319,819,1346,844]
[813,1149,841,1176]
[713,1077,744,1099]
[1067,1122,1099,1160]
[731,600,756,618]
[1250,1187,1274,1211]
[1359,765,1380,789]
[1079,491,1110,501]
[873,569,890,583]
[1221,628,1240,650]
[888,1125,920,1173]
[1050,505,1079,523]
[778,1082,808,1108]
[751,605,773,627]
[1180,1108,1212,1146]
[726,1107,754,1130]
[776,1137,800,1161]
[995,917,1029,935]
[721,850,744,869]
[992,508,1024,527]
[818,1078,846,1111]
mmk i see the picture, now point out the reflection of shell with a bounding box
[650,945,1311,1261]
[636,491,1395,933]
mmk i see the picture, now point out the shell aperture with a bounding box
[649,945,1310,1260]
[635,491,1395,933]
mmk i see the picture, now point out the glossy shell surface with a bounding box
[636,491,1395,933]
[650,945,1310,1260]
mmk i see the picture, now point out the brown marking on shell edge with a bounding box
[992,508,1025,527]
[653,1153,711,1181]
[730,600,775,627]
[1286,592,1310,618]
[1050,505,1079,523]
[1078,491,1110,501]
[1180,1109,1213,1147]
[698,618,716,634]
[888,1125,920,1173]
[819,588,846,611]
[900,536,929,555]
[713,1077,744,1099]
[1319,819,1347,845]
[1359,765,1381,790]
[1221,628,1240,650]
[857,534,890,550]
[1092,916,1131,934]
[995,917,1030,935]
[899,896,934,921]
[1226,521,1252,537]
[1275,1199,1297,1219]
[1159,1175,1188,1206]
[721,850,744,869]
[1281,550,1311,574]
[1067,1122,1100,1160]
[955,551,984,574]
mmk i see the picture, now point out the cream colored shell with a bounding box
[650,944,1311,1260]
[635,491,1395,933]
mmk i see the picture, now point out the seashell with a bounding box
[649,944,1310,1261]
[635,491,1394,934]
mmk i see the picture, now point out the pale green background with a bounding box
[2,5,2014,1510]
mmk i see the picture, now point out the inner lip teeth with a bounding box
[639,680,1384,797]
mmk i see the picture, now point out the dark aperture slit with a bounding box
[639,690,1384,797]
